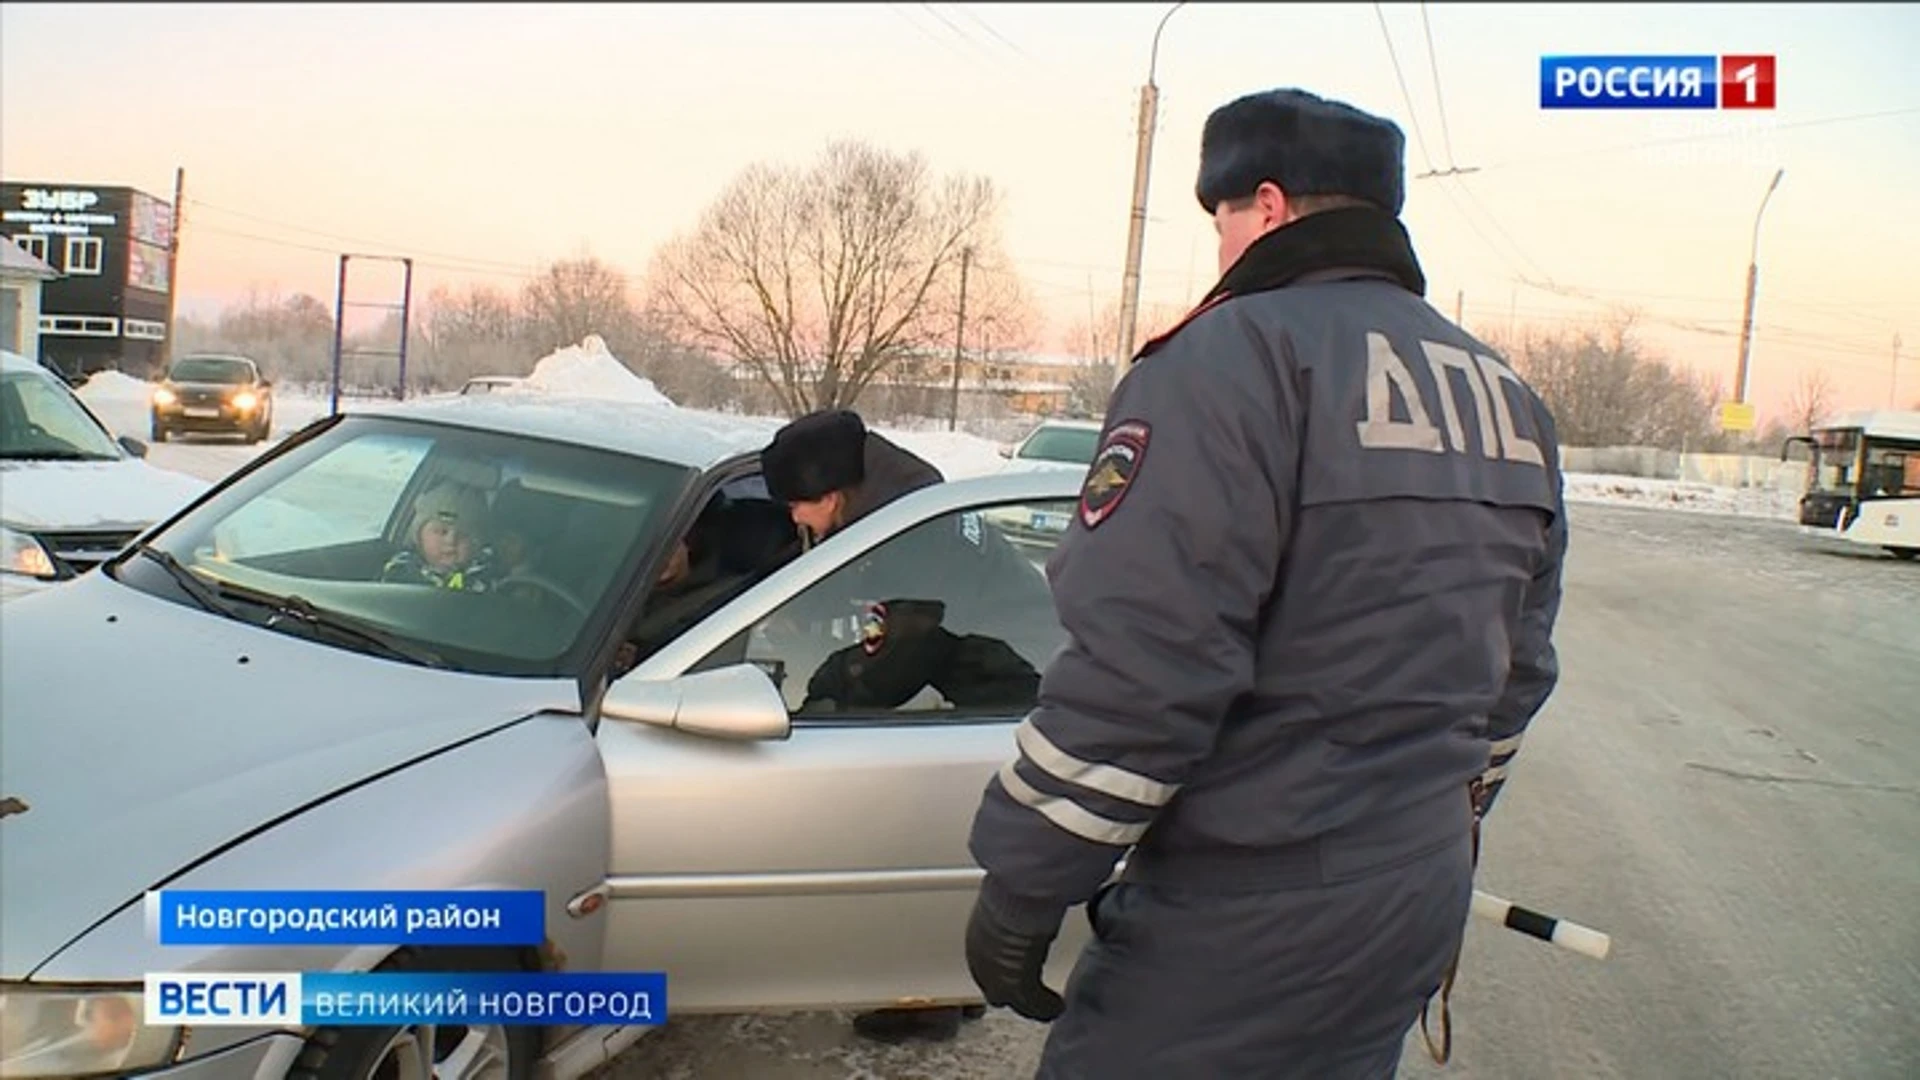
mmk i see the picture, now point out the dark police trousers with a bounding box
[1034,789,1474,1080]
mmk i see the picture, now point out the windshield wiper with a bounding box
[214,581,449,670]
[135,544,243,618]
[135,545,447,668]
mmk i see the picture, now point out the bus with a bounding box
[1782,409,1920,560]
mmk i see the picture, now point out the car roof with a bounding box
[1030,418,1103,431]
[353,393,785,471]
[0,349,52,376]
[172,353,257,366]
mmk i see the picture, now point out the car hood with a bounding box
[0,572,582,977]
[0,459,211,534]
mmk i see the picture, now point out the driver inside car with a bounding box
[380,482,500,592]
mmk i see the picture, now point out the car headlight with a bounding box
[230,392,258,411]
[151,388,176,406]
[0,527,57,579]
[0,984,183,1078]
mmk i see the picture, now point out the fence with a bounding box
[1558,446,1810,491]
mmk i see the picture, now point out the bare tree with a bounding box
[646,139,1002,416]
[204,289,338,387]
[1783,367,1836,434]
[1504,312,1716,450]
[522,257,637,353]
[1056,297,1186,416]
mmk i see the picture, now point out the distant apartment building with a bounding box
[1,181,175,378]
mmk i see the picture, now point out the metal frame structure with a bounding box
[328,253,414,416]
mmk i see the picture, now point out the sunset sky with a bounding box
[4,2,1916,425]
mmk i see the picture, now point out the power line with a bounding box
[951,3,1031,59]
[1473,106,1920,174]
[1371,2,1439,175]
[192,222,542,282]
[188,198,537,275]
[1417,1,1458,170]
[909,2,1002,66]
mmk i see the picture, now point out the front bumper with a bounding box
[152,402,263,433]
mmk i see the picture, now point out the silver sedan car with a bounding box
[0,393,1094,1080]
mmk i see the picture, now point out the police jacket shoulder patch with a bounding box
[1080,420,1151,529]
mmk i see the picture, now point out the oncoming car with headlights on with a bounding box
[150,354,275,444]
[0,390,1093,1080]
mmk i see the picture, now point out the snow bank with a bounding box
[73,370,155,403]
[875,427,1011,480]
[1563,472,1799,521]
[523,335,674,406]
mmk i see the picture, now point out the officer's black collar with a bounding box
[1201,205,1427,305]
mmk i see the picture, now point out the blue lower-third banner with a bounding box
[149,889,546,946]
[145,971,667,1027]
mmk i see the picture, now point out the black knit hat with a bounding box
[762,409,867,503]
[1195,88,1406,216]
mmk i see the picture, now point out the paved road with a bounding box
[594,502,1920,1080]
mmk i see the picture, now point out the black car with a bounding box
[150,353,274,443]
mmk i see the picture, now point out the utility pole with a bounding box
[1894,333,1903,408]
[160,167,185,374]
[948,245,972,432]
[1733,168,1785,404]
[1113,2,1186,391]
[1454,289,1464,325]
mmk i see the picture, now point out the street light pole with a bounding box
[1732,167,1784,405]
[1112,1,1186,391]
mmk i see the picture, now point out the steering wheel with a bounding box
[495,571,590,618]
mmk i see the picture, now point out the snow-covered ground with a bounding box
[1562,471,1800,522]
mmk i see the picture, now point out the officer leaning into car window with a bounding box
[758,410,1025,1045]
[963,87,1568,1078]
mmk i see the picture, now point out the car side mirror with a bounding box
[603,663,791,741]
[998,445,1014,458]
[118,434,148,459]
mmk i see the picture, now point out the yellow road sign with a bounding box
[1718,401,1756,433]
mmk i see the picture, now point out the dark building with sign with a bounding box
[1,181,174,378]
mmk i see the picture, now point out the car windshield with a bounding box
[1018,425,1100,464]
[169,357,254,384]
[0,369,124,461]
[109,414,696,677]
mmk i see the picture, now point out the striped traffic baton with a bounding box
[1471,889,1612,960]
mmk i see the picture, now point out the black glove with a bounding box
[964,891,1064,1022]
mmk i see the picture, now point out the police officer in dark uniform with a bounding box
[963,87,1568,1078]
[762,409,1045,1044]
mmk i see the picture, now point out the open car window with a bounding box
[112,415,697,677]
[687,497,1073,721]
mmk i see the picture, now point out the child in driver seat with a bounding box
[380,482,499,592]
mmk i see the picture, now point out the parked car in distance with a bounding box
[0,390,1093,1080]
[150,353,275,443]
[0,349,210,604]
[999,417,1103,473]
[984,418,1103,549]
[460,375,528,395]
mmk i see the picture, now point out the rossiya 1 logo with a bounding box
[1539,55,1775,110]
